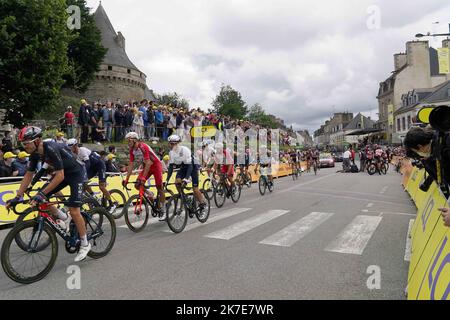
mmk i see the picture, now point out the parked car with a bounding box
[332,152,343,162]
[319,153,335,168]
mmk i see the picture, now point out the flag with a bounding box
[438,47,450,74]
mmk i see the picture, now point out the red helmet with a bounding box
[18,126,42,142]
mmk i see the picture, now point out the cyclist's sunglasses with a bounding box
[21,139,36,147]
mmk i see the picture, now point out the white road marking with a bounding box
[367,203,374,208]
[325,215,382,255]
[380,186,388,194]
[163,207,252,233]
[259,212,334,247]
[362,209,369,212]
[404,219,415,262]
[205,210,289,240]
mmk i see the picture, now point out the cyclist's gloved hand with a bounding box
[32,192,47,205]
[6,196,21,209]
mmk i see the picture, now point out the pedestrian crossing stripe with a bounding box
[205,210,290,240]
[324,215,382,255]
[259,212,334,247]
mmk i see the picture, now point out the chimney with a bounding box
[394,53,407,70]
[443,39,450,48]
[406,41,430,68]
[116,31,125,50]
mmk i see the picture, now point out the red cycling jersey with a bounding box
[129,142,163,187]
[129,142,160,164]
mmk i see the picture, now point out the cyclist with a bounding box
[238,147,252,186]
[166,134,207,210]
[6,126,91,262]
[312,149,320,170]
[201,140,216,175]
[289,148,299,175]
[254,145,274,187]
[122,132,166,221]
[212,143,235,190]
[67,139,117,213]
[374,144,384,173]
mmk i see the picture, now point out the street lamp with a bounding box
[416,32,450,38]
[416,24,450,38]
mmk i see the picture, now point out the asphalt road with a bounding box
[0,165,416,300]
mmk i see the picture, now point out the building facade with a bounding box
[377,40,450,143]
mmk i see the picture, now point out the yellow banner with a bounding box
[438,47,450,74]
[190,126,217,139]
[388,104,394,126]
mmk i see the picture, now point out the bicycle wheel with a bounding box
[85,207,116,259]
[14,208,52,252]
[231,184,241,203]
[258,176,267,196]
[1,220,58,284]
[367,164,376,175]
[380,163,388,175]
[202,178,214,201]
[123,195,149,232]
[196,191,210,223]
[214,182,227,208]
[166,194,188,233]
[102,189,126,219]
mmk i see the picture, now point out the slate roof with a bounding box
[94,3,140,71]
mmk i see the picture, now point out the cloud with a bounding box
[86,0,450,133]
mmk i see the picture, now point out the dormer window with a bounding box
[108,66,113,71]
[127,69,131,74]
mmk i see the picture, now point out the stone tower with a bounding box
[63,3,156,104]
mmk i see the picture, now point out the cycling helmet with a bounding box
[67,138,78,147]
[168,135,181,143]
[56,132,65,137]
[18,126,42,142]
[125,132,139,140]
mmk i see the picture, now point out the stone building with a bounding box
[377,40,450,143]
[62,3,156,104]
[314,112,354,147]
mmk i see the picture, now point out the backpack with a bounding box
[351,164,359,173]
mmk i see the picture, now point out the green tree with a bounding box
[157,92,189,109]
[212,84,247,119]
[0,0,70,127]
[64,0,106,92]
[247,103,280,129]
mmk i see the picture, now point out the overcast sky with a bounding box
[86,0,450,133]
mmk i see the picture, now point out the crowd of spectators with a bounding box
[59,98,297,146]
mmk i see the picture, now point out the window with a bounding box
[108,66,112,71]
[127,69,131,74]
[402,117,406,131]
[397,119,401,132]
[407,115,411,129]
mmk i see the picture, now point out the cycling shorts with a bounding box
[139,161,163,188]
[87,159,107,183]
[43,172,84,208]
[176,164,200,188]
[221,164,235,177]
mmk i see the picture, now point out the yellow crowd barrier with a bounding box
[0,163,298,226]
[403,169,450,300]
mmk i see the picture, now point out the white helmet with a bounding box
[125,132,139,140]
[168,135,181,143]
[67,138,78,147]
[214,142,224,149]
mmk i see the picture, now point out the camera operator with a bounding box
[403,126,450,197]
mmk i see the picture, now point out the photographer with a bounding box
[403,125,450,197]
